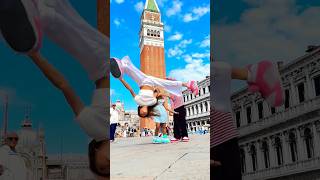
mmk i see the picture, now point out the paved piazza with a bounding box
[111,134,210,180]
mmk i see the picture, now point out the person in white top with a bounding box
[0,0,109,178]
[110,104,119,142]
[0,132,27,180]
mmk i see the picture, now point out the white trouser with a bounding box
[38,0,109,81]
[120,56,183,97]
[76,88,109,141]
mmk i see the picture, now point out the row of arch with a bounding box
[186,101,210,117]
[147,29,160,37]
[240,126,318,174]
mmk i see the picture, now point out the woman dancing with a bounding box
[211,60,283,180]
[0,0,109,178]
[110,56,199,118]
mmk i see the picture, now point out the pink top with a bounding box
[170,94,184,109]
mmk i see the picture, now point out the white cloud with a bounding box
[115,0,124,4]
[113,18,121,26]
[167,39,192,57]
[169,55,210,82]
[135,1,144,13]
[192,52,210,59]
[168,32,183,41]
[157,0,169,7]
[164,23,171,32]
[166,0,182,17]
[183,5,210,22]
[214,0,320,68]
[200,35,210,48]
[110,89,115,96]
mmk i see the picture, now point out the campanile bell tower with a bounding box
[139,0,165,130]
[139,0,165,78]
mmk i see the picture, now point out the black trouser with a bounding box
[211,138,242,180]
[173,106,188,139]
[110,123,117,140]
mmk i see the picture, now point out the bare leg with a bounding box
[161,123,167,135]
[155,123,160,136]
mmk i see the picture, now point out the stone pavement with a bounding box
[110,134,210,180]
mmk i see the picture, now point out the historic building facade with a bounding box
[232,46,320,180]
[183,76,211,132]
[0,111,95,180]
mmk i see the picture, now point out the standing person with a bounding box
[151,91,177,144]
[211,61,283,180]
[0,0,110,178]
[166,78,189,143]
[110,104,119,142]
[0,132,27,180]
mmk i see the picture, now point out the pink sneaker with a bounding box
[247,61,284,107]
[170,137,179,143]
[187,80,199,95]
[181,137,189,142]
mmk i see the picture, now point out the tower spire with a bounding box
[144,0,160,13]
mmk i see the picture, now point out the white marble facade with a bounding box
[183,76,211,132]
[232,46,320,180]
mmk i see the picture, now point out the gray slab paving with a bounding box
[111,134,210,180]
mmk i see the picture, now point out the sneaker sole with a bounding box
[110,58,122,78]
[0,0,39,53]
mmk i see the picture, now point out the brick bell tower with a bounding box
[139,0,165,130]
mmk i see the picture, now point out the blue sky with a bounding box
[110,0,210,111]
[212,0,320,91]
[0,0,97,154]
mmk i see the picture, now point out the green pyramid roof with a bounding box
[146,0,159,13]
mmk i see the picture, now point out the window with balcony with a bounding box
[236,111,241,128]
[271,107,276,114]
[314,75,320,96]
[246,107,252,124]
[262,141,270,168]
[289,132,298,162]
[297,83,305,103]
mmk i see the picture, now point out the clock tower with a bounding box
[139,0,165,129]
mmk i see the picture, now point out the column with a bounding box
[289,78,297,106]
[312,121,320,157]
[198,104,202,114]
[268,137,277,167]
[305,71,313,99]
[296,127,305,161]
[186,108,189,117]
[244,145,253,173]
[207,101,210,112]
[263,101,270,118]
[257,141,265,170]
[202,102,206,113]
[251,98,259,122]
[205,86,209,94]
[240,102,246,126]
[281,132,290,164]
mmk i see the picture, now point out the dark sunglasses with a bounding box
[7,137,19,141]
